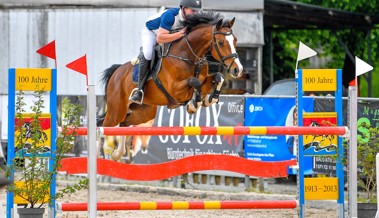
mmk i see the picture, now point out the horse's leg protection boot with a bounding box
[129,55,151,104]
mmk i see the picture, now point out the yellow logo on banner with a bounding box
[304,178,338,200]
[15,68,52,91]
[302,69,337,92]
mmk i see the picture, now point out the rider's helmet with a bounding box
[180,0,202,10]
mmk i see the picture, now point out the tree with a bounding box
[264,0,379,97]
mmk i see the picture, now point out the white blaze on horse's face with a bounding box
[225,34,243,78]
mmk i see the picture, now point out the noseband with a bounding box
[211,26,239,72]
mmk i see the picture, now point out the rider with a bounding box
[129,0,202,105]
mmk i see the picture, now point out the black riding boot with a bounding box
[129,55,151,104]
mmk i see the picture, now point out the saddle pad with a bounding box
[132,64,139,83]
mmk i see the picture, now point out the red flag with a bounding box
[66,55,87,75]
[36,40,56,60]
[66,55,88,86]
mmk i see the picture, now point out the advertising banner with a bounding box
[314,99,379,175]
[131,96,245,164]
[244,97,314,175]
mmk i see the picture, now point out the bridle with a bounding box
[163,23,238,76]
[210,25,239,72]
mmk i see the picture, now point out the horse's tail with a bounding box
[101,64,122,101]
[97,64,122,127]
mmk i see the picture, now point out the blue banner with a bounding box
[244,97,314,175]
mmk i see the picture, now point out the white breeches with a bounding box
[141,27,157,60]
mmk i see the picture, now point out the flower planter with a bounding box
[358,203,377,218]
[18,208,45,218]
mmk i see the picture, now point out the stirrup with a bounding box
[129,88,144,104]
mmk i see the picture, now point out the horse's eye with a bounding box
[218,40,224,46]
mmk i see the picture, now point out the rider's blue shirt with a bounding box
[146,8,180,31]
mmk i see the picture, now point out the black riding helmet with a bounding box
[180,0,202,10]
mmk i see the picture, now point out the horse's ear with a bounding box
[216,19,223,30]
[228,17,235,28]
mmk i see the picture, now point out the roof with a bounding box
[264,0,379,30]
[0,0,264,10]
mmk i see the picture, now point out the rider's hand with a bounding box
[179,28,187,37]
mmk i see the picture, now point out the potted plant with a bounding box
[356,118,379,218]
[6,90,88,217]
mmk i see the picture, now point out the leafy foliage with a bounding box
[265,0,379,97]
[357,124,379,202]
[6,90,88,208]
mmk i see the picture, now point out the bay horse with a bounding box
[97,12,243,161]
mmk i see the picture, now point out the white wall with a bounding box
[0,0,264,10]
[0,8,157,95]
[0,8,263,96]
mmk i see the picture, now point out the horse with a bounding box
[97,12,243,161]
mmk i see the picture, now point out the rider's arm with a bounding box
[156,27,185,44]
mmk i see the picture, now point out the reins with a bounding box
[163,38,207,78]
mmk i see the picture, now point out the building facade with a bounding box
[0,0,264,141]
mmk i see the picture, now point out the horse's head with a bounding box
[180,12,243,78]
[210,18,243,78]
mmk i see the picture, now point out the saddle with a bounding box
[131,45,180,109]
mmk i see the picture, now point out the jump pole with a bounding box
[87,85,97,218]
[348,86,358,218]
[67,126,349,136]
[57,200,298,211]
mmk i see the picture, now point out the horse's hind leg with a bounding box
[202,72,224,107]
[110,105,157,161]
[96,137,104,158]
[109,119,130,161]
[111,136,127,161]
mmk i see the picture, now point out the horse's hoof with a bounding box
[111,151,122,161]
[202,95,218,107]
[186,100,198,114]
[141,147,148,154]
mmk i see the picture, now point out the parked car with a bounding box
[263,79,296,96]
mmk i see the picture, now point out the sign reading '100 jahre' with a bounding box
[15,68,52,91]
[302,69,337,92]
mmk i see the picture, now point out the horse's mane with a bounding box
[181,11,223,34]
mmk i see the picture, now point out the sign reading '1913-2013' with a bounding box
[302,69,337,92]
[15,68,52,91]
[304,177,338,200]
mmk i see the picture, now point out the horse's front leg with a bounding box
[202,72,224,107]
[186,77,202,114]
